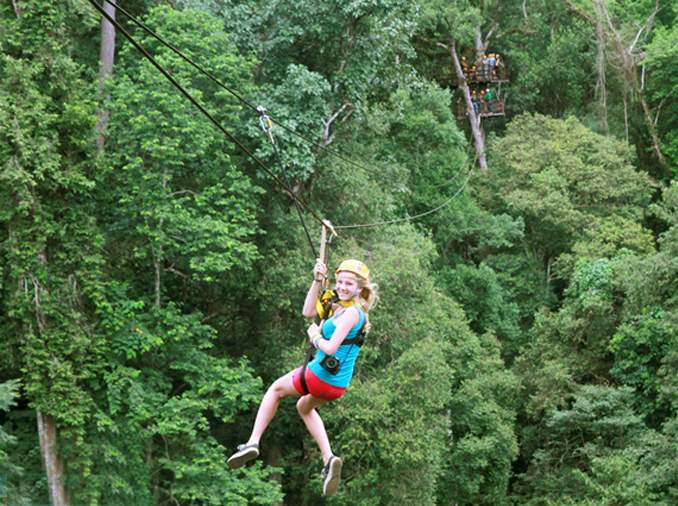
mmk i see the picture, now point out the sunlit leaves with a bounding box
[106,6,264,283]
[483,113,653,265]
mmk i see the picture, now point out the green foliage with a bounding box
[0,380,21,475]
[609,309,676,417]
[555,215,655,280]
[498,0,595,118]
[651,180,678,257]
[186,0,419,133]
[440,332,519,506]
[486,249,557,326]
[515,385,656,505]
[482,113,653,273]
[106,6,263,284]
[646,23,678,176]
[252,64,333,179]
[439,262,523,353]
[600,183,678,422]
[417,0,483,45]
[0,7,108,503]
[56,286,280,506]
[3,0,678,505]
[329,338,454,506]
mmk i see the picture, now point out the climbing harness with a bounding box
[299,294,371,395]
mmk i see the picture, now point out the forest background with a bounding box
[1,0,678,505]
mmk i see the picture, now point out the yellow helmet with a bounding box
[335,259,369,280]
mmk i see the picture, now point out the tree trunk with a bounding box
[474,26,486,68]
[154,168,169,308]
[37,410,69,506]
[97,0,116,150]
[638,92,667,167]
[451,41,488,170]
[565,0,668,173]
[594,2,609,136]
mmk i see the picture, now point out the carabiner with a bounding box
[256,106,274,144]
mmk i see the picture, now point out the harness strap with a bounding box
[299,346,315,395]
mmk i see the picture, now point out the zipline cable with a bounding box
[335,151,477,230]
[409,143,472,189]
[88,0,328,231]
[258,106,318,258]
[100,0,382,178]
[93,0,478,238]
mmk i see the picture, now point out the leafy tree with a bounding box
[511,182,678,502]
[2,3,284,504]
[606,182,678,422]
[481,113,654,285]
[92,7,283,505]
[439,262,523,356]
[0,1,109,501]
[182,0,418,159]
[506,1,595,119]
[104,6,263,297]
[560,0,672,179]
[644,16,678,177]
[0,380,25,504]
[515,384,658,506]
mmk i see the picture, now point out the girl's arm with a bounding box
[307,306,359,356]
[302,259,327,318]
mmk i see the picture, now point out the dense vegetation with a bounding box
[1,0,677,504]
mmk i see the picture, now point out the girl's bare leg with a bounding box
[297,395,332,465]
[247,371,300,445]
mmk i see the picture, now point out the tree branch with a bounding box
[484,0,501,44]
[496,0,537,39]
[12,0,22,18]
[629,2,660,54]
[561,0,595,25]
[320,102,353,147]
[199,308,240,323]
[412,33,450,52]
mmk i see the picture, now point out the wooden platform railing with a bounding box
[456,99,505,119]
[434,66,509,88]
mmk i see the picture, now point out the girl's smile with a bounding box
[335,273,359,300]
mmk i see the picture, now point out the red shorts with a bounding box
[292,366,346,401]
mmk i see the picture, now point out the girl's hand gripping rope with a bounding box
[313,258,327,282]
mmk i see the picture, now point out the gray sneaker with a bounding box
[321,455,342,496]
[227,444,259,469]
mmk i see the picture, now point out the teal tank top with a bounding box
[308,305,365,388]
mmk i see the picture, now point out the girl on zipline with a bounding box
[227,258,378,496]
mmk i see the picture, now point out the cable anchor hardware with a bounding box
[257,106,274,144]
[255,105,323,257]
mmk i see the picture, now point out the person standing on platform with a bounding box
[487,53,496,76]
